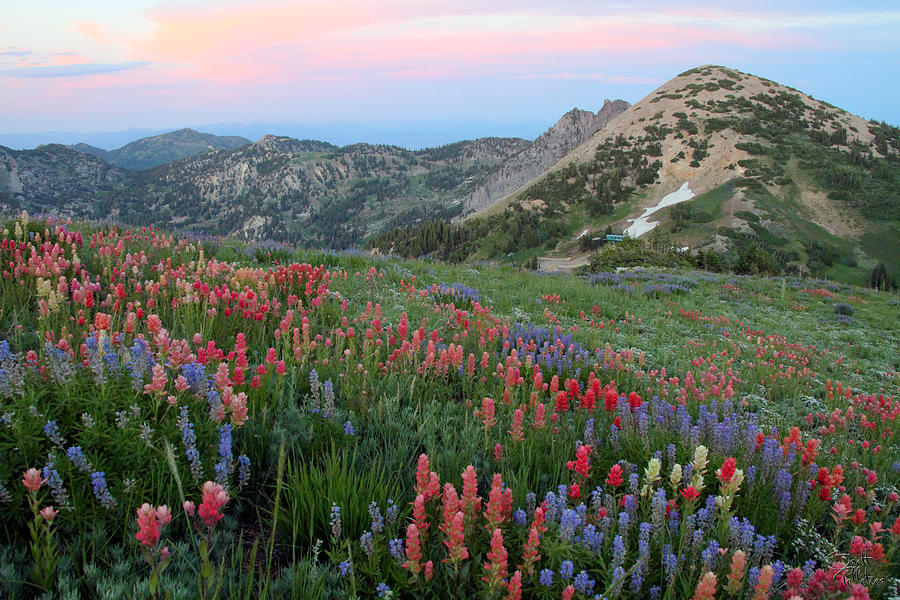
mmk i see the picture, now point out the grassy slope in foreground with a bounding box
[0,214,898,598]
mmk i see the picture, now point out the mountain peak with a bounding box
[459,100,630,215]
[467,64,898,278]
[69,128,252,169]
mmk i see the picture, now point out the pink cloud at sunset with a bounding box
[117,2,823,85]
[0,0,898,140]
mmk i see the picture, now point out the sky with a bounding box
[1,1,899,149]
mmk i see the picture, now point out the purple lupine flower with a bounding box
[772,561,785,588]
[178,407,204,482]
[802,560,817,577]
[778,491,792,519]
[609,566,626,598]
[543,491,560,523]
[574,571,595,594]
[773,469,792,502]
[582,524,603,553]
[102,336,119,372]
[42,461,70,510]
[389,538,404,563]
[343,421,355,436]
[330,503,342,539]
[575,502,588,523]
[0,344,26,398]
[639,522,652,544]
[90,471,116,509]
[682,464,694,487]
[215,424,233,485]
[181,362,207,395]
[338,560,351,577]
[691,529,705,555]
[584,418,597,446]
[322,380,335,417]
[651,489,667,534]
[752,534,768,564]
[510,507,526,527]
[308,369,321,413]
[66,446,94,473]
[623,493,637,517]
[745,465,757,491]
[539,569,553,587]
[649,586,661,600]
[125,339,152,391]
[559,509,580,542]
[206,388,223,421]
[45,342,76,386]
[702,539,720,571]
[676,406,692,439]
[636,408,649,445]
[237,455,250,489]
[690,424,701,450]
[631,571,645,596]
[748,566,761,588]
[618,511,630,538]
[43,420,65,448]
[668,508,680,531]
[376,583,391,598]
[559,560,574,581]
[369,501,384,533]
[386,498,398,525]
[760,437,782,476]
[663,544,678,582]
[359,531,374,558]
[612,535,626,569]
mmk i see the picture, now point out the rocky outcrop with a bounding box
[460,99,629,215]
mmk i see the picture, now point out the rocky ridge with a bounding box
[461,100,629,215]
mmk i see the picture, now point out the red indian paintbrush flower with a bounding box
[605,387,618,412]
[566,444,592,479]
[693,572,717,600]
[606,464,624,488]
[519,525,541,576]
[681,486,701,501]
[22,468,45,493]
[505,570,522,600]
[481,528,508,594]
[198,481,228,529]
[403,523,422,575]
[716,457,737,485]
[442,511,468,566]
[135,503,161,547]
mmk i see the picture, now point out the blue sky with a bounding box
[1,1,898,147]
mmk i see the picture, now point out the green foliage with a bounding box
[869,262,897,291]
[279,446,401,552]
[587,236,693,271]
[734,244,781,275]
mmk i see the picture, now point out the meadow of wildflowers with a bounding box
[0,211,897,599]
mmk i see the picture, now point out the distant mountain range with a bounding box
[2,64,898,286]
[0,103,627,246]
[69,128,251,170]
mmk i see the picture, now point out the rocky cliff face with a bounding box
[460,99,629,215]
